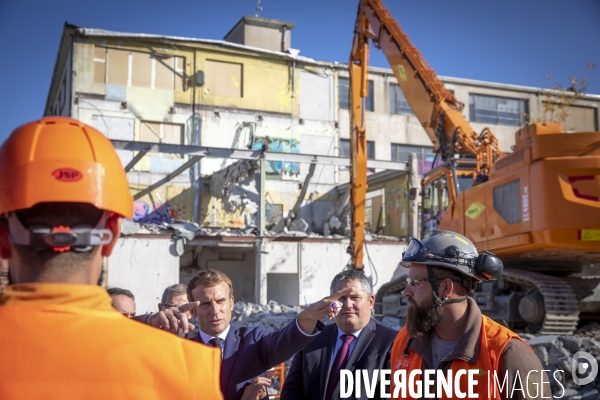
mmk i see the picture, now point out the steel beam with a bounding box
[132,156,202,200]
[111,140,407,171]
[124,150,149,172]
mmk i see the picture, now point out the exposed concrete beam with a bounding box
[124,150,148,172]
[111,140,408,171]
[132,156,202,200]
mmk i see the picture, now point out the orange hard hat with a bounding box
[0,117,133,219]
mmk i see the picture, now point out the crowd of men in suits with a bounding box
[108,269,392,400]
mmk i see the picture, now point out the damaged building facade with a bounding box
[44,17,600,312]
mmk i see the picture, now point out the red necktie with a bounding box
[326,334,355,400]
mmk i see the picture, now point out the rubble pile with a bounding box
[230,300,303,333]
[121,218,405,242]
[520,326,600,399]
[380,316,403,331]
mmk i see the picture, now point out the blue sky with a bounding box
[0,0,598,143]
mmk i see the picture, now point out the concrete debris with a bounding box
[526,329,600,399]
[290,218,309,233]
[122,211,407,242]
[121,220,142,235]
[575,323,600,338]
[329,215,342,230]
[231,300,303,333]
[380,316,402,331]
[527,335,558,348]
[324,215,342,237]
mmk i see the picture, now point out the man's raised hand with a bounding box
[296,288,353,334]
[149,301,199,335]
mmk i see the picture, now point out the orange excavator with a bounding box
[349,0,600,334]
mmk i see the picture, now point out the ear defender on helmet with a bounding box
[475,251,503,281]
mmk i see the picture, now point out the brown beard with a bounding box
[405,295,445,338]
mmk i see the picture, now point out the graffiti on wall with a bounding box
[252,137,301,178]
[132,200,188,223]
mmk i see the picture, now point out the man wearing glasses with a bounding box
[390,230,551,399]
[159,283,190,312]
[0,258,8,293]
[158,283,196,338]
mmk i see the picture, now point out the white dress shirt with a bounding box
[198,324,231,356]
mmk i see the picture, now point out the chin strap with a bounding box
[426,265,469,306]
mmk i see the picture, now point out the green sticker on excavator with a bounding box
[465,202,486,219]
[397,65,407,81]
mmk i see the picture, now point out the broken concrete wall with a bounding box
[106,236,180,314]
[68,38,343,230]
[201,160,260,228]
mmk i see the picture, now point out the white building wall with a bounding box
[107,237,180,315]
[260,240,407,306]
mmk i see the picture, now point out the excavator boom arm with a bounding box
[352,0,504,167]
[348,0,505,269]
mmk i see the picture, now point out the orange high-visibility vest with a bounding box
[390,315,531,400]
[0,283,223,400]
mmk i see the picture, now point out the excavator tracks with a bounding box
[502,269,579,335]
[376,270,580,335]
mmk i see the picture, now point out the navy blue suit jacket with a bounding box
[194,319,318,400]
[280,319,397,400]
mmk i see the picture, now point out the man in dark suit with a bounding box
[187,269,350,400]
[281,270,398,400]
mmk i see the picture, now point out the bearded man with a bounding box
[390,231,552,400]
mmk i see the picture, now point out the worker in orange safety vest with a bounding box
[0,117,223,400]
[390,231,552,399]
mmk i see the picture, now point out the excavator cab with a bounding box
[421,161,478,239]
[422,167,449,238]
